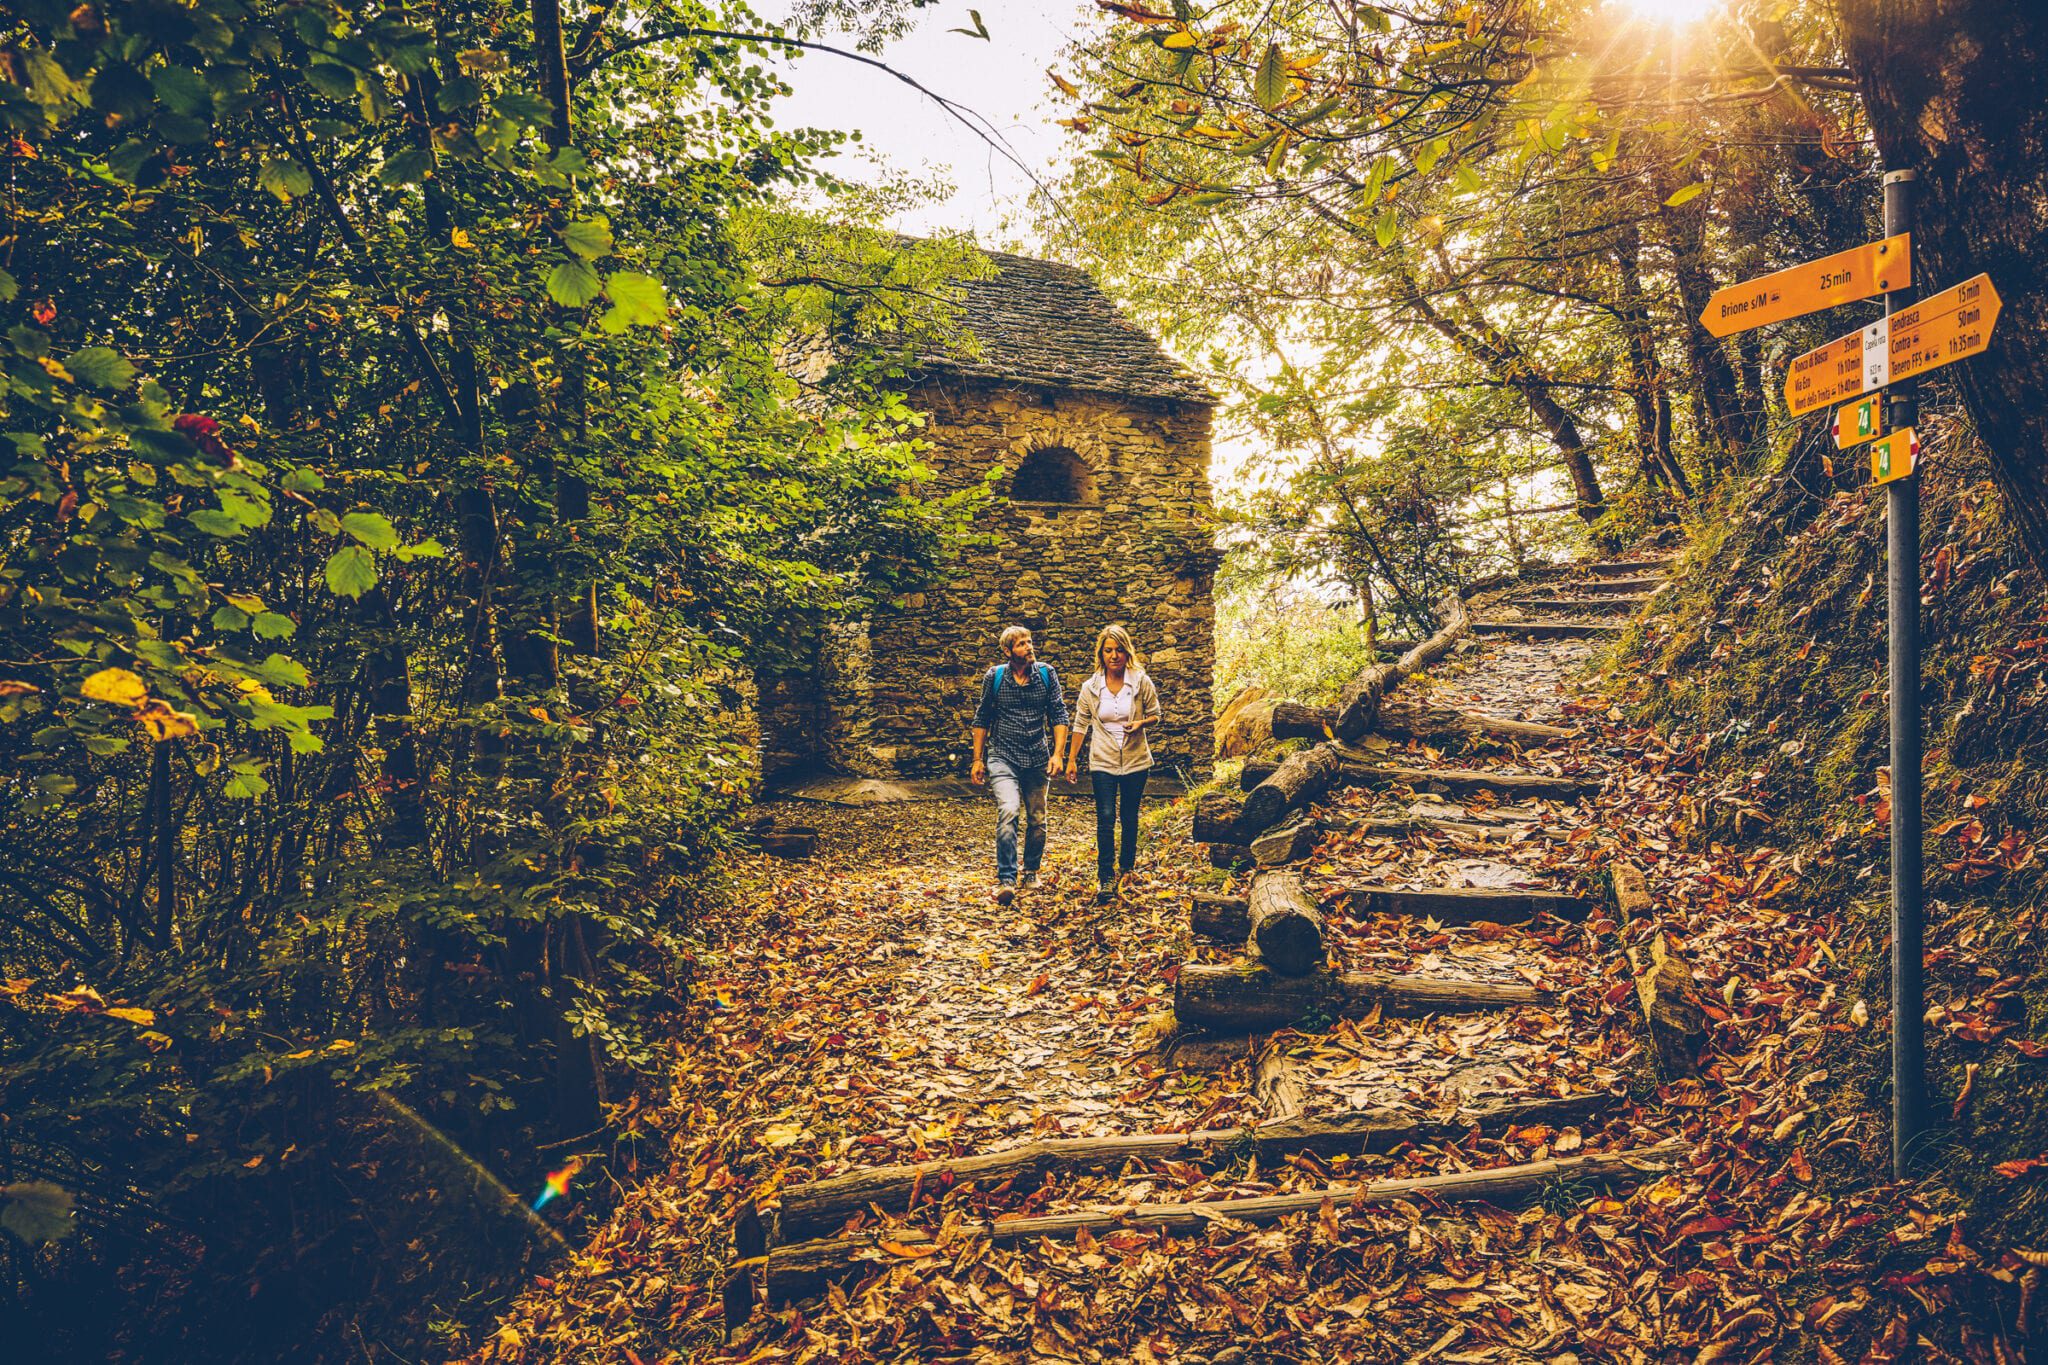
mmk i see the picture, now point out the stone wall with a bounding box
[800,376,1218,780]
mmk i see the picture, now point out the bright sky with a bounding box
[768,0,1096,246]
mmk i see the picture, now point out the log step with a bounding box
[1175,961,1548,1034]
[1319,882,1594,924]
[751,1141,1687,1313]
[1555,575,1665,594]
[1239,758,1601,801]
[742,1091,1615,1255]
[1473,620,1621,640]
[1581,558,1673,576]
[1345,761,1603,801]
[1507,595,1651,614]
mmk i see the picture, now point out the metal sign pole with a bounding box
[1882,168,1925,1178]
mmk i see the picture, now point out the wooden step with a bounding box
[1507,595,1648,613]
[1473,620,1621,639]
[1175,962,1549,1033]
[1239,758,1602,801]
[1582,558,1673,576]
[1317,882,1594,924]
[1560,576,1664,594]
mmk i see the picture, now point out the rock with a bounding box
[1214,685,1272,758]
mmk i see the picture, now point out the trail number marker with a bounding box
[1833,394,1888,449]
[1869,427,1917,486]
[1784,273,2001,416]
[1701,233,1910,337]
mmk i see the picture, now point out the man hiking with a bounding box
[970,625,1069,904]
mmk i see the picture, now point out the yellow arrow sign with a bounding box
[1888,273,2001,385]
[1869,427,1918,486]
[1832,394,1888,450]
[1702,234,1910,338]
[1785,273,2002,416]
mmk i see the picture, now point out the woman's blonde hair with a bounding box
[1095,624,1142,672]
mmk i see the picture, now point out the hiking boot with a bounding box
[992,884,1016,906]
[1022,872,1043,890]
[1094,887,1117,906]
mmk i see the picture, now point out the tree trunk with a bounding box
[1174,962,1547,1033]
[1246,872,1326,975]
[1836,0,2048,580]
[1612,224,1694,500]
[1655,176,1756,475]
[1192,792,1244,844]
[1189,892,1251,941]
[1334,592,1469,742]
[1396,270,1607,520]
[1239,745,1345,834]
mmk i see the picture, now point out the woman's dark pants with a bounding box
[1090,769,1149,885]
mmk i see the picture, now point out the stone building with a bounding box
[760,248,1219,784]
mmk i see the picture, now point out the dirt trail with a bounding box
[472,548,1937,1363]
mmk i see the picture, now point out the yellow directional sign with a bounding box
[1702,234,1910,338]
[1786,325,1881,416]
[1785,273,2002,416]
[1869,427,1917,486]
[1833,394,1888,450]
[1888,273,2001,385]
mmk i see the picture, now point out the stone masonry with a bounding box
[761,249,1219,782]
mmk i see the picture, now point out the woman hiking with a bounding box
[1064,625,1162,904]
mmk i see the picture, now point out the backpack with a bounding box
[983,661,1051,708]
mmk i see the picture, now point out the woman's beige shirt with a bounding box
[1073,669,1162,775]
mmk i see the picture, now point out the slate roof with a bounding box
[927,249,1214,405]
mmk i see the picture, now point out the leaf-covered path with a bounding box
[471,553,1966,1364]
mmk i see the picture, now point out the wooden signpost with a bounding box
[1707,172,2006,1179]
[1700,233,1909,337]
[1833,394,1888,449]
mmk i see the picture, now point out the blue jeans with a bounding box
[1090,769,1149,885]
[987,757,1047,886]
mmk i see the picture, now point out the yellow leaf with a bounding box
[450,227,475,249]
[1163,30,1196,48]
[326,1038,356,1051]
[1046,67,1080,97]
[80,667,148,706]
[105,1006,156,1026]
[136,699,199,741]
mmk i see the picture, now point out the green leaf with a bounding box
[600,271,668,332]
[219,490,271,528]
[1254,43,1288,112]
[377,147,435,187]
[281,467,324,493]
[258,158,313,202]
[1373,207,1399,248]
[187,508,246,538]
[253,612,296,640]
[546,258,604,308]
[305,62,359,99]
[150,65,213,118]
[393,537,446,562]
[325,545,378,598]
[340,510,398,550]
[1453,161,1483,194]
[212,604,251,632]
[1664,182,1705,207]
[257,652,311,689]
[66,346,135,391]
[224,769,270,799]
[0,1182,75,1245]
[562,216,613,261]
